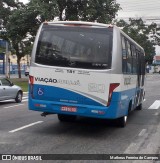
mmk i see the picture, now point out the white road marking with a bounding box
[124,143,137,154]
[23,97,28,99]
[22,96,28,102]
[138,129,147,136]
[0,96,28,103]
[3,104,24,109]
[22,99,28,102]
[154,112,159,116]
[143,99,146,102]
[9,121,43,133]
[148,100,160,109]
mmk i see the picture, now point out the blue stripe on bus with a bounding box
[28,84,142,119]
[30,84,105,106]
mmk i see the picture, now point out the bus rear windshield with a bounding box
[35,25,113,69]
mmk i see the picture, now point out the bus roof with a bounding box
[43,21,114,28]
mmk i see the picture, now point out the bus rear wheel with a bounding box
[136,103,142,110]
[117,115,127,128]
[57,114,77,122]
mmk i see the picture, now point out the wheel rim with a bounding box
[124,116,127,123]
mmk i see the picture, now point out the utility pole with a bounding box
[5,41,9,78]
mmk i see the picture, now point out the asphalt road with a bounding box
[0,74,160,162]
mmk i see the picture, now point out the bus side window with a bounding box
[141,53,145,75]
[121,36,127,73]
[131,45,137,74]
[126,41,132,74]
[136,50,141,75]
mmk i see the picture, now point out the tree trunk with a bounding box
[59,10,63,21]
[17,58,21,78]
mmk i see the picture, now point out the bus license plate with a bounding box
[61,106,77,112]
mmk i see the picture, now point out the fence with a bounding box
[0,63,28,75]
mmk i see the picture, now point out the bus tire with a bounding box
[136,103,142,110]
[117,115,127,128]
[58,114,77,122]
[128,101,132,113]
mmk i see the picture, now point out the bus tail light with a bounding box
[29,75,34,98]
[107,83,120,107]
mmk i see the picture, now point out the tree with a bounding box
[0,0,44,78]
[116,18,159,64]
[5,5,41,78]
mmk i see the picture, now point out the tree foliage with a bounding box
[28,0,59,22]
[28,0,120,23]
[0,0,24,30]
[116,18,160,64]
[5,4,43,78]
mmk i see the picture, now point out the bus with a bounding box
[28,21,145,127]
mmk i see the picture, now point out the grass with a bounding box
[10,78,29,92]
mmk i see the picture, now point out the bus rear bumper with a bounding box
[29,98,128,119]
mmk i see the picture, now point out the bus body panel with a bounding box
[29,82,140,119]
[28,66,143,119]
[29,67,120,106]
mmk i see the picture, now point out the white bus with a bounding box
[28,21,145,127]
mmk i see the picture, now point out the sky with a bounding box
[19,0,160,55]
[19,0,29,4]
[116,0,160,18]
[20,0,160,17]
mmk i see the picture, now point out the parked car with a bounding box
[25,66,30,76]
[0,78,23,103]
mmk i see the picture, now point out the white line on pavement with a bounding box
[23,97,28,99]
[22,96,28,102]
[1,96,28,103]
[138,129,147,136]
[9,121,43,133]
[154,112,159,116]
[124,143,137,154]
[3,104,24,109]
[22,99,28,102]
[148,100,160,109]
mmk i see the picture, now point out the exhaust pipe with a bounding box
[41,112,54,117]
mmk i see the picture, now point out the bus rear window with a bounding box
[35,25,113,69]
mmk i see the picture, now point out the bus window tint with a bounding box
[122,36,138,75]
[121,36,127,73]
[131,45,137,74]
[35,26,113,69]
[126,41,132,74]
